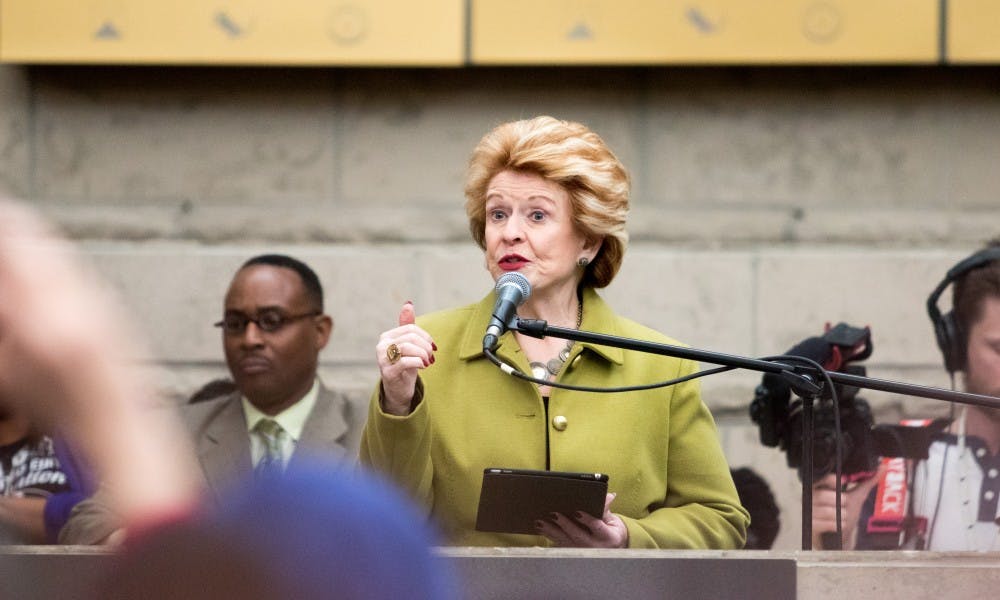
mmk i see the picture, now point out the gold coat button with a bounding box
[552,415,568,431]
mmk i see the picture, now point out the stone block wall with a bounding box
[2,64,998,549]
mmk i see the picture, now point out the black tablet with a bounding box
[474,467,610,535]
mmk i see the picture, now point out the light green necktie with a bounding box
[254,418,285,477]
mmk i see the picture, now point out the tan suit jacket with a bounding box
[186,383,362,502]
[59,381,363,544]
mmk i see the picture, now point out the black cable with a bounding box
[759,353,843,548]
[483,346,736,392]
[831,381,844,548]
[925,376,957,549]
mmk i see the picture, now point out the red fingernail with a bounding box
[430,355,435,364]
[422,358,429,367]
[432,342,438,351]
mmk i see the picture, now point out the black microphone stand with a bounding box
[512,318,1000,550]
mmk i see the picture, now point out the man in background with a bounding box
[60,254,365,543]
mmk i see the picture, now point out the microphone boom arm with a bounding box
[514,318,1000,409]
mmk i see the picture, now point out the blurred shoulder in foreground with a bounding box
[99,458,459,600]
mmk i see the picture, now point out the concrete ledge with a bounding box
[794,550,1000,598]
[3,546,998,600]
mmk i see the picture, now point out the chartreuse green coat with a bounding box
[361,287,749,548]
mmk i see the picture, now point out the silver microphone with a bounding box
[483,272,531,351]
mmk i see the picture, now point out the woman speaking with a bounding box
[361,116,748,549]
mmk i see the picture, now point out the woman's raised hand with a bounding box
[376,301,436,416]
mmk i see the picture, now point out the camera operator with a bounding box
[813,239,1000,551]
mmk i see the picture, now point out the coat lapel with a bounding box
[292,384,351,466]
[195,393,253,500]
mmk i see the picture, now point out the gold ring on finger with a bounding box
[386,343,402,365]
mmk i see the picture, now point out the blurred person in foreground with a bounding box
[99,460,457,600]
[813,238,1000,550]
[60,254,364,544]
[0,202,455,599]
[0,200,201,543]
[361,116,749,548]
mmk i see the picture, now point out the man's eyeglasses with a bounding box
[214,309,321,335]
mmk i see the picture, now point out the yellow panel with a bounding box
[0,0,465,65]
[472,0,938,64]
[949,0,1000,63]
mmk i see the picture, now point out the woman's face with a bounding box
[483,170,593,299]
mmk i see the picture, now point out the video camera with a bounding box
[750,322,950,484]
[749,322,879,483]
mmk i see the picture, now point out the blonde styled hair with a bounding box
[464,116,630,289]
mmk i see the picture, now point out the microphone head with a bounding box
[495,272,531,305]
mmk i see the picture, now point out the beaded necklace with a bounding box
[529,298,583,381]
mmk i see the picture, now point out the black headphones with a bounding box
[926,247,1000,374]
